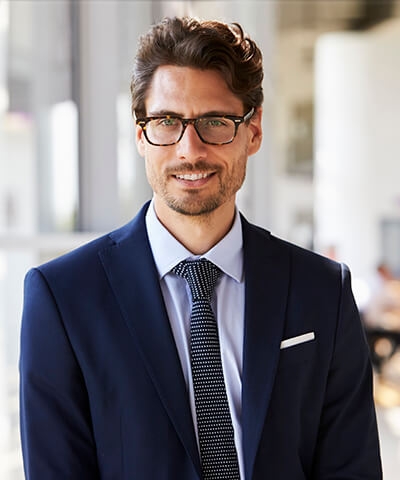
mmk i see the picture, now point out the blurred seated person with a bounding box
[363,263,400,331]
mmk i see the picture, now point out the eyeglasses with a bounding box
[136,108,255,146]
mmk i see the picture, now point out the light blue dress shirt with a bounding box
[145,200,245,478]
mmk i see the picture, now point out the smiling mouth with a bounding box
[175,172,213,181]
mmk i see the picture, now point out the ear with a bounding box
[136,124,146,157]
[247,107,263,156]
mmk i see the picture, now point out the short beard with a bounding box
[163,161,226,216]
[165,193,222,217]
[149,157,247,218]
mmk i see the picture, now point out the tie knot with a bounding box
[172,259,222,302]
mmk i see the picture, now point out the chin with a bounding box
[167,197,222,217]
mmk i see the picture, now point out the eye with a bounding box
[156,117,179,127]
[202,117,228,128]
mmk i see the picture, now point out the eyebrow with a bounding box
[147,109,238,118]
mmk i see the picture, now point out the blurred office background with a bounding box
[1,0,400,478]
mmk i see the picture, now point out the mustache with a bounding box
[165,161,221,175]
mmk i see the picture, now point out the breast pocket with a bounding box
[277,338,316,371]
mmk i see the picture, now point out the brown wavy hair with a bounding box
[131,17,264,117]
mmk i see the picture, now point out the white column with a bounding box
[78,1,120,231]
[314,21,400,279]
[117,1,154,224]
[31,1,73,232]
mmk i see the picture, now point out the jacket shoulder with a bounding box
[33,203,150,280]
[242,216,344,278]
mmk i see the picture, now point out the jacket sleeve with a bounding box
[312,264,382,479]
[19,268,100,479]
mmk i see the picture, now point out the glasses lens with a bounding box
[196,117,235,144]
[146,118,183,145]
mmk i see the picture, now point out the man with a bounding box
[20,17,382,479]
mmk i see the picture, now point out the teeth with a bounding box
[176,173,210,181]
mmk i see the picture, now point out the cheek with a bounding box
[144,157,154,180]
[144,154,164,188]
[144,159,157,191]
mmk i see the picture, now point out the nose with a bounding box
[176,123,207,160]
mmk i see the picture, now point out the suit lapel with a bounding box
[241,218,290,480]
[98,204,201,476]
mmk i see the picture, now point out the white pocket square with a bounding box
[280,332,315,350]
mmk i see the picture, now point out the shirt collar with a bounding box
[145,199,244,283]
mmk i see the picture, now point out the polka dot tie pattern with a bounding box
[172,259,240,480]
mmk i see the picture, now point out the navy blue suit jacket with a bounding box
[20,203,382,479]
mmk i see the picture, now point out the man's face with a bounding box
[136,65,262,219]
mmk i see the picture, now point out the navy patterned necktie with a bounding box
[172,259,240,480]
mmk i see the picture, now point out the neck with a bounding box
[153,200,236,255]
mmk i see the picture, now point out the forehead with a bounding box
[145,65,243,115]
